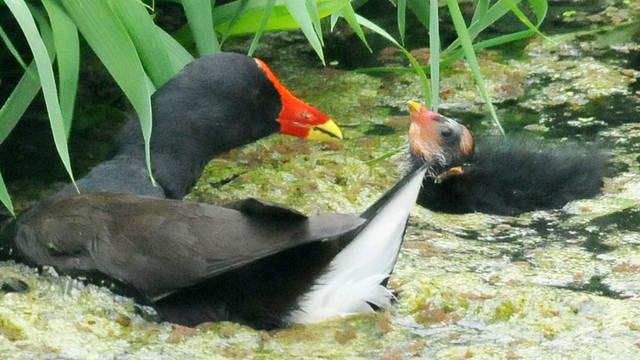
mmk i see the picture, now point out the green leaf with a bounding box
[363,145,408,164]
[351,0,368,10]
[42,0,79,137]
[61,0,156,185]
[353,14,399,46]
[527,0,549,26]
[354,14,431,107]
[397,0,406,45]
[213,0,348,35]
[247,0,275,56]
[361,0,548,75]
[112,0,177,87]
[305,0,324,46]
[156,27,195,70]
[442,0,520,56]
[504,0,547,39]
[0,170,14,216]
[6,0,77,188]
[220,0,250,45]
[0,6,56,146]
[445,0,504,135]
[406,0,429,29]
[429,0,439,111]
[471,0,490,25]
[282,0,324,64]
[443,0,547,63]
[0,62,41,145]
[183,0,220,55]
[337,2,370,51]
[330,12,339,30]
[0,23,30,72]
[442,0,548,58]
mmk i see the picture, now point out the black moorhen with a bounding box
[410,104,609,215]
[0,101,473,329]
[57,52,342,199]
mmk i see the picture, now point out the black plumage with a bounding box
[4,194,364,329]
[412,116,609,215]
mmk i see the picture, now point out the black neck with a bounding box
[115,53,281,199]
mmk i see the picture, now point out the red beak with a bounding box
[254,58,343,142]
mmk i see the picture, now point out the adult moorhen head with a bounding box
[1,101,473,330]
[57,52,342,200]
[409,104,609,215]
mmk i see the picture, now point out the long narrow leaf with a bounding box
[504,0,548,38]
[213,0,348,35]
[6,0,77,189]
[354,14,431,107]
[471,0,490,25]
[354,15,399,46]
[0,24,30,71]
[183,0,220,55]
[468,0,524,39]
[61,0,156,185]
[445,0,504,135]
[0,62,41,144]
[397,0,406,45]
[112,0,176,87]
[337,2,370,51]
[403,49,431,108]
[42,0,79,137]
[305,0,324,46]
[467,29,538,51]
[429,0,439,111]
[247,0,275,56]
[0,4,56,145]
[220,0,250,45]
[443,0,547,59]
[443,0,547,63]
[330,12,339,30]
[361,0,547,76]
[528,0,549,23]
[351,0,368,10]
[282,0,324,64]
[443,0,522,56]
[156,27,194,70]
[360,25,544,76]
[406,0,429,29]
[0,170,13,216]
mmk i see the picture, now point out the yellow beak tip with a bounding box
[306,118,343,143]
[407,100,423,114]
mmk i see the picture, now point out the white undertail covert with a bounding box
[288,166,428,323]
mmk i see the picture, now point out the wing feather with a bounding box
[12,193,364,300]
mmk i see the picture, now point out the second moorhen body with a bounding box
[1,101,473,329]
[411,107,609,216]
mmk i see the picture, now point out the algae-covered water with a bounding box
[1,2,640,359]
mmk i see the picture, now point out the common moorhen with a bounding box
[1,101,473,329]
[57,52,342,199]
[410,106,609,215]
